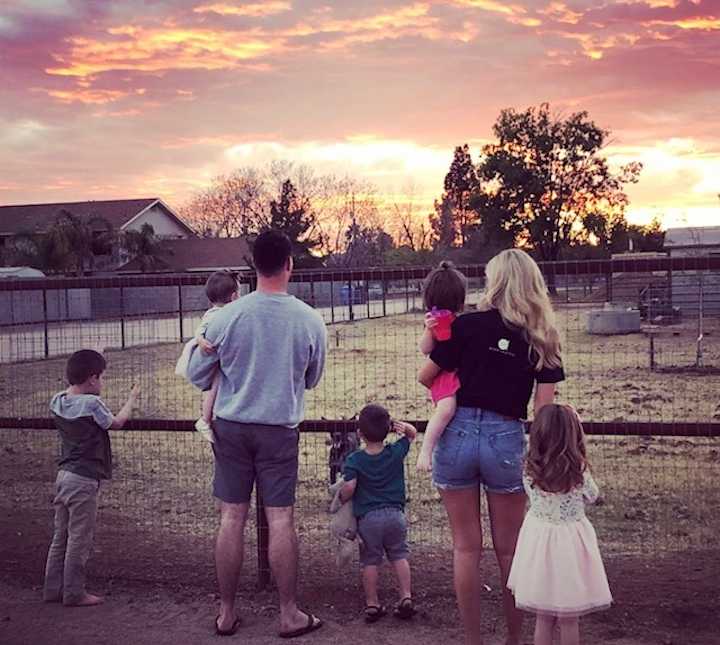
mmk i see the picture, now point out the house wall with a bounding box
[124,205,190,238]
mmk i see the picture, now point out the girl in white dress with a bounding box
[507,404,612,645]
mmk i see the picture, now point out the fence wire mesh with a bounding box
[1,256,719,587]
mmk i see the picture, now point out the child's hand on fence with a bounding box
[197,337,215,354]
[129,384,140,401]
[424,312,438,331]
[393,421,417,440]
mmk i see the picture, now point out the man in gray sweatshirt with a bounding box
[187,230,326,638]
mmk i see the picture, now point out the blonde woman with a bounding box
[418,249,564,645]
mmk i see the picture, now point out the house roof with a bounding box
[0,198,195,236]
[118,237,251,273]
[665,226,720,248]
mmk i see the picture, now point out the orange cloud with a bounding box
[38,87,131,104]
[448,0,521,16]
[193,2,292,17]
[44,3,470,78]
[46,27,279,76]
[648,16,720,30]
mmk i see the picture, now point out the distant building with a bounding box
[117,237,251,273]
[0,266,45,279]
[664,226,720,257]
[0,198,195,271]
[664,226,720,316]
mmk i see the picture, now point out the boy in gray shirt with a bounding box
[187,230,326,638]
[43,349,138,606]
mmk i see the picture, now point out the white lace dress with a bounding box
[507,472,612,617]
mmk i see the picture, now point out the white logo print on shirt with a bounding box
[498,338,510,351]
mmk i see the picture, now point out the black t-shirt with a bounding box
[430,309,565,420]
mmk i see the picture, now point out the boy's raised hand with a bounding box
[197,337,215,354]
[393,420,417,441]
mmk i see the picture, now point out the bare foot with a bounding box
[65,593,104,607]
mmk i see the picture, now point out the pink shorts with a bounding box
[430,371,460,405]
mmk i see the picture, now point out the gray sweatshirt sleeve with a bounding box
[305,315,327,390]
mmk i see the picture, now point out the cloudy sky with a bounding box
[1,0,719,227]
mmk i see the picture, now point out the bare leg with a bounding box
[439,487,485,645]
[417,397,456,472]
[558,617,579,645]
[265,505,317,634]
[534,615,556,645]
[487,491,527,645]
[215,502,249,631]
[202,375,220,424]
[391,558,412,601]
[362,565,380,606]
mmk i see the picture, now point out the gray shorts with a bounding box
[357,507,409,567]
[212,418,299,507]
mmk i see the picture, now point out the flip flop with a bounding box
[364,605,387,623]
[279,612,323,639]
[393,597,417,620]
[215,615,242,636]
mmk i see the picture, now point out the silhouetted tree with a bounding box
[474,104,642,266]
[268,179,322,268]
[442,144,480,245]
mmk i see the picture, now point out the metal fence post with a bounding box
[382,277,387,318]
[348,279,354,321]
[119,286,126,350]
[256,490,270,589]
[330,277,335,323]
[178,283,184,342]
[42,288,49,359]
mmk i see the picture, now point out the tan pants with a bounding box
[43,470,99,605]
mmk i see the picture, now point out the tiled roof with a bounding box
[118,237,251,272]
[0,198,184,235]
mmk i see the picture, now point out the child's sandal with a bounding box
[393,597,416,620]
[364,605,387,623]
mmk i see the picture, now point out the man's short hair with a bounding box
[205,270,238,305]
[252,230,292,277]
[358,404,392,443]
[66,349,106,385]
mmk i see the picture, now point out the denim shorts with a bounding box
[357,507,409,567]
[432,407,526,494]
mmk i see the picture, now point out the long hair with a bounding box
[526,404,588,493]
[479,249,561,370]
[422,260,467,313]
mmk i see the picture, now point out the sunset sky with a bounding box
[1,0,719,228]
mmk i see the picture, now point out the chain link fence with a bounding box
[1,256,719,587]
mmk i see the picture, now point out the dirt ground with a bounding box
[1,542,719,645]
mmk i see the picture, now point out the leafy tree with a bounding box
[342,222,394,267]
[121,223,168,272]
[268,179,323,268]
[428,197,457,251]
[442,144,480,245]
[474,103,642,265]
[8,209,115,275]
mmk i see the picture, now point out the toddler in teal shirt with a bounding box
[340,404,417,623]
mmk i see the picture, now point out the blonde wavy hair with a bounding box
[526,404,588,493]
[479,248,562,370]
